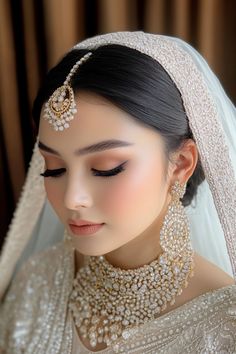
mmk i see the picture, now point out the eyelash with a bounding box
[40,161,128,178]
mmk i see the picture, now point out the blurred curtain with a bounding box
[0,0,235,248]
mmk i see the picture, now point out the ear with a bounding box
[169,139,199,185]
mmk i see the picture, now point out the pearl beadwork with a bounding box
[43,52,92,131]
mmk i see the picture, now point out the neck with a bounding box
[104,227,163,270]
[98,193,170,269]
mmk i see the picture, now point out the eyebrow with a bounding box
[38,139,134,156]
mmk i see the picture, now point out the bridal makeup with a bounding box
[38,91,172,269]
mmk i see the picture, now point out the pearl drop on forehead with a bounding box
[43,52,92,131]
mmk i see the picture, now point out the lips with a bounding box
[68,219,102,227]
[68,223,104,236]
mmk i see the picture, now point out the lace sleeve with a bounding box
[0,242,74,354]
[0,259,37,352]
[198,305,236,353]
[0,249,55,353]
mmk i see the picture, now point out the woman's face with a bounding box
[38,92,174,263]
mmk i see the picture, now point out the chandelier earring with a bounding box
[160,180,192,258]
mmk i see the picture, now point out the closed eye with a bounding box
[40,161,128,178]
[92,161,128,177]
[40,168,66,178]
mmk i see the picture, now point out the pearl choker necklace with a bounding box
[69,247,194,348]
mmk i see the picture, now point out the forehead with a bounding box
[38,91,163,152]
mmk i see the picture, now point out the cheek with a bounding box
[101,162,165,218]
[44,180,65,217]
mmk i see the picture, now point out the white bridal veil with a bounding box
[0,31,235,301]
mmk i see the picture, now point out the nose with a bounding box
[63,174,93,210]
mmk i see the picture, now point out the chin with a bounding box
[73,244,108,257]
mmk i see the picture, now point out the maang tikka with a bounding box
[44,52,92,131]
[69,180,195,349]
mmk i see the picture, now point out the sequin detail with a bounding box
[0,242,236,353]
[0,136,45,300]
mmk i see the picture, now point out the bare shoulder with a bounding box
[160,252,235,315]
[180,252,235,305]
[193,252,234,289]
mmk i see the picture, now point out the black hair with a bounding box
[32,44,205,206]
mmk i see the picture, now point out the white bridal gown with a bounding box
[0,241,236,354]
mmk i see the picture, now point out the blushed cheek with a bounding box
[101,166,164,219]
[44,181,65,219]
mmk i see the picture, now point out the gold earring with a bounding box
[160,181,191,259]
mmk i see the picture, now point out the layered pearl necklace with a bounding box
[69,247,194,349]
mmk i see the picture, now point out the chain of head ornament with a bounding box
[43,52,92,131]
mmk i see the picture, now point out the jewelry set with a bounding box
[44,53,195,348]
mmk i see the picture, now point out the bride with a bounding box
[0,32,236,353]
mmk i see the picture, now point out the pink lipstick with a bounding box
[68,219,104,236]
